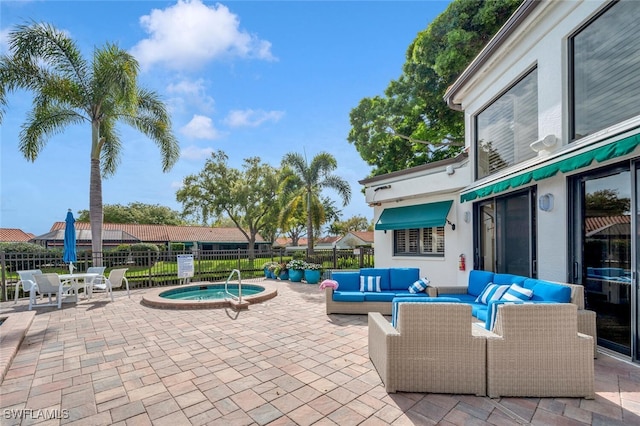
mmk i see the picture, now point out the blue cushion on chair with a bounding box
[389,268,420,290]
[330,272,360,291]
[467,270,495,297]
[332,291,365,302]
[526,279,571,303]
[492,274,527,286]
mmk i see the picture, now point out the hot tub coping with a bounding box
[141,280,277,310]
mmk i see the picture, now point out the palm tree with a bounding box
[0,22,179,265]
[280,152,351,255]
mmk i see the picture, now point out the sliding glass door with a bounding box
[474,189,536,276]
[571,165,632,355]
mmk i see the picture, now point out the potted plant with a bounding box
[304,262,322,284]
[262,261,278,279]
[275,262,289,280]
[286,259,307,282]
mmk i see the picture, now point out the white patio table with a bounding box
[58,273,99,301]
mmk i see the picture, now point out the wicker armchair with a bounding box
[368,302,489,395]
[486,303,594,399]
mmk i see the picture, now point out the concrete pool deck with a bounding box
[1,278,639,425]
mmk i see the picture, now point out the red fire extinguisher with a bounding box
[459,254,466,271]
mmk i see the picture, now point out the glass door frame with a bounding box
[569,161,638,360]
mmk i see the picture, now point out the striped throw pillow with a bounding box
[408,278,429,294]
[360,276,381,292]
[501,283,533,302]
[475,283,510,304]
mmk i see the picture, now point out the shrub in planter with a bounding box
[304,263,322,284]
[287,259,307,282]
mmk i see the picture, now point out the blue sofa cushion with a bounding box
[331,272,360,292]
[501,284,533,302]
[391,296,461,327]
[492,274,527,286]
[332,291,365,302]
[363,292,396,302]
[468,270,495,297]
[475,305,489,322]
[439,293,477,303]
[361,268,391,291]
[389,268,420,291]
[360,276,381,292]
[475,283,510,304]
[525,279,571,303]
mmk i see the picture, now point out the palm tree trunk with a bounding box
[307,205,314,256]
[90,124,104,266]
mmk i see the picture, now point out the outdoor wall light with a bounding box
[539,193,554,212]
[446,219,456,231]
[464,211,471,223]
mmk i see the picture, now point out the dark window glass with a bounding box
[476,68,538,179]
[572,0,640,139]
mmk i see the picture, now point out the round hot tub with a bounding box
[141,281,277,309]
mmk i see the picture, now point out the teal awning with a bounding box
[375,200,453,231]
[461,134,640,203]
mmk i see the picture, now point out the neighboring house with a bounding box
[274,236,341,252]
[34,222,270,252]
[335,231,374,249]
[0,228,36,243]
[364,0,640,360]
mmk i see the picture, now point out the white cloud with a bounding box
[181,145,215,160]
[130,0,275,70]
[223,109,285,128]
[181,114,222,140]
[166,78,215,113]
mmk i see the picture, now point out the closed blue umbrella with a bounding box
[63,209,77,274]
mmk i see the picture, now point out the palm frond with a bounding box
[10,21,89,96]
[18,101,84,161]
[99,118,122,176]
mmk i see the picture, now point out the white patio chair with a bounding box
[83,266,106,296]
[32,273,76,310]
[89,268,129,301]
[15,269,43,305]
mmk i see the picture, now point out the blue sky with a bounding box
[0,0,450,237]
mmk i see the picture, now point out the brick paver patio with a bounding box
[1,279,639,425]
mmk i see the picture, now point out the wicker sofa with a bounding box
[426,270,598,358]
[368,299,594,398]
[325,268,428,315]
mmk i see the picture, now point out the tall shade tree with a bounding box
[176,151,280,261]
[77,202,186,225]
[280,152,351,255]
[348,0,521,176]
[0,22,179,264]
